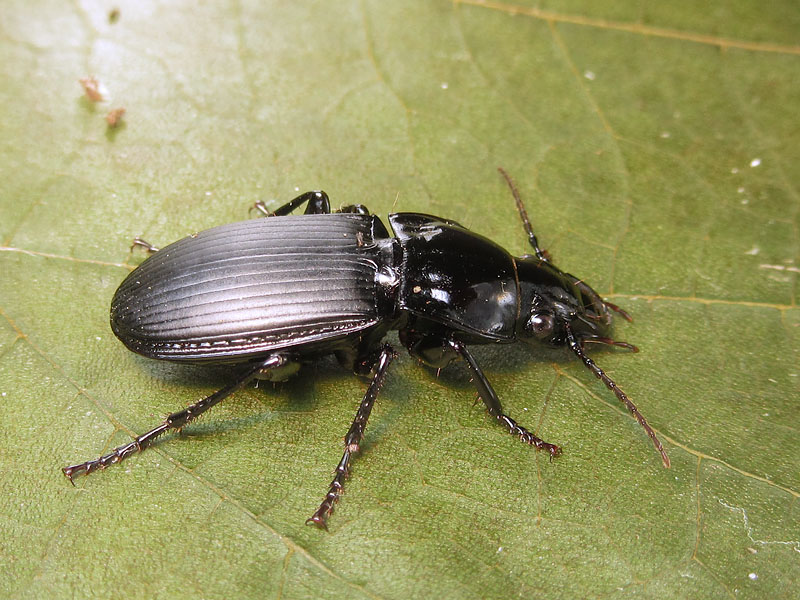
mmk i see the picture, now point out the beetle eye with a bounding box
[528,312,555,339]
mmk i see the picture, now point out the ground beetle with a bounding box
[64,169,669,529]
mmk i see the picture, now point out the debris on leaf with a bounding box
[106,107,126,128]
[79,77,106,102]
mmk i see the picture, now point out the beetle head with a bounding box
[513,256,667,467]
[514,256,613,347]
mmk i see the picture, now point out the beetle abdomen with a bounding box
[111,214,387,361]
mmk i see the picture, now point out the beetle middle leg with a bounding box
[307,344,397,530]
[62,353,287,481]
[448,339,561,457]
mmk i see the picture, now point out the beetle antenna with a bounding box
[565,325,670,468]
[497,167,550,262]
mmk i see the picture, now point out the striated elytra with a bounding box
[64,169,668,529]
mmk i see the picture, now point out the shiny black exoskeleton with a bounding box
[64,169,669,529]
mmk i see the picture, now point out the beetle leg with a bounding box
[252,190,332,217]
[130,237,160,254]
[497,167,551,263]
[337,204,370,215]
[448,339,561,458]
[62,354,287,482]
[307,344,397,530]
[564,325,670,468]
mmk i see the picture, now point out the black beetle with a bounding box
[64,168,669,529]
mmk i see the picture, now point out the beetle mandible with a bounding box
[64,168,669,529]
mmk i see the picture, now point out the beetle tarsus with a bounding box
[62,355,286,481]
[308,344,396,529]
[499,413,562,456]
[131,237,160,254]
[63,438,143,481]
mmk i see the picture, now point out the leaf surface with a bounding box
[1,1,798,598]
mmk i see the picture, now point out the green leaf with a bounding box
[1,1,797,598]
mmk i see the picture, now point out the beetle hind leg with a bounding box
[252,190,332,217]
[252,191,374,219]
[336,204,370,215]
[307,344,397,530]
[449,339,561,458]
[62,354,287,482]
[130,237,160,255]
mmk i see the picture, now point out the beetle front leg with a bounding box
[448,339,561,458]
[62,354,287,481]
[307,344,397,530]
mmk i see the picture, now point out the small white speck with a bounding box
[294,186,300,192]
[496,546,503,553]
[750,158,761,167]
[737,187,745,193]
[205,191,212,196]
[523,407,528,411]
[440,82,448,89]
[731,167,739,174]
[762,412,769,417]
[95,336,102,341]
[85,411,92,416]
[1,392,6,397]
[660,131,670,138]
[583,70,595,81]
[748,573,758,581]
[744,247,759,256]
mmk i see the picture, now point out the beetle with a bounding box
[64,168,669,529]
